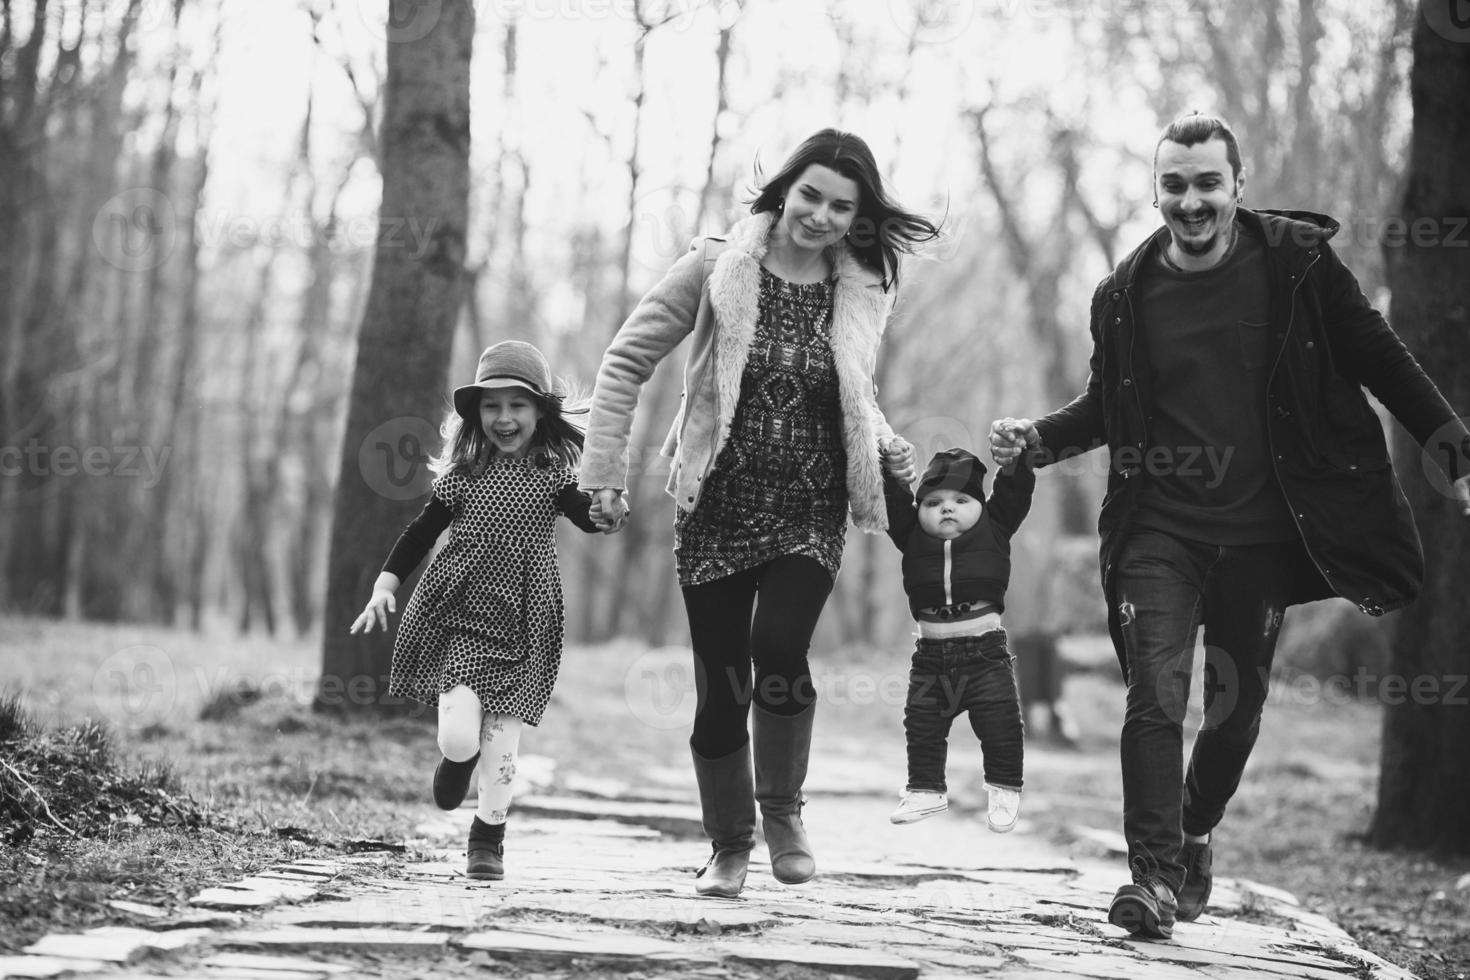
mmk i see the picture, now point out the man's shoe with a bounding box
[1177,837,1213,921]
[985,783,1022,833]
[433,753,479,810]
[890,790,948,824]
[1108,877,1177,939]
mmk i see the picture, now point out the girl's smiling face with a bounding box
[479,386,543,458]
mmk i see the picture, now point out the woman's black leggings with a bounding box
[681,555,834,759]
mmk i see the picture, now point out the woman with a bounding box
[581,129,938,898]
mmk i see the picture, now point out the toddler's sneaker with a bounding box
[890,789,948,824]
[985,783,1021,833]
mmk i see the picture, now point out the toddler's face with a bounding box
[917,488,982,540]
[480,386,543,459]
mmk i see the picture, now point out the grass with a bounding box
[1,613,1467,979]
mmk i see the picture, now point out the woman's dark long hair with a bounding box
[749,129,941,291]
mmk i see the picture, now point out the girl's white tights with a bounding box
[438,685,522,825]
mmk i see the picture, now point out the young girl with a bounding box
[350,340,604,880]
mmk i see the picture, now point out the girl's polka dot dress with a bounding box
[388,455,584,726]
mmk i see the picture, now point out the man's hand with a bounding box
[591,488,630,534]
[989,418,1039,469]
[1455,473,1470,518]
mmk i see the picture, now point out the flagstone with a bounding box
[22,927,210,963]
[497,894,780,930]
[200,952,354,974]
[456,926,711,964]
[0,955,109,978]
[713,940,921,979]
[223,927,448,952]
[512,794,703,834]
[262,887,494,930]
[191,888,287,910]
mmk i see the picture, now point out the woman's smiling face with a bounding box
[778,164,861,254]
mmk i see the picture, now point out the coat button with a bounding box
[1305,341,1315,350]
[1122,378,1133,387]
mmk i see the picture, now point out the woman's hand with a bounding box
[880,436,917,483]
[591,488,630,534]
[350,589,396,634]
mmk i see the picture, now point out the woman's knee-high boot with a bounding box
[753,703,816,884]
[690,740,757,898]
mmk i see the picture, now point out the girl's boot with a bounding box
[434,753,480,810]
[690,741,756,898]
[467,816,504,880]
[753,703,816,884]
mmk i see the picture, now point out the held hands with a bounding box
[880,436,917,483]
[350,588,396,634]
[591,488,631,534]
[989,418,1040,472]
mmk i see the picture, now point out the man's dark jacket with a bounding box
[1035,208,1469,651]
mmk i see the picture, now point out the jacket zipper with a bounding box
[1122,289,1148,454]
[942,540,953,606]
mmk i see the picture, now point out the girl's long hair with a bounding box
[749,128,942,292]
[430,382,589,478]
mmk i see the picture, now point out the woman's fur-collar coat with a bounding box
[581,211,897,532]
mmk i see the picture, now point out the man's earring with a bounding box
[1152,200,1159,208]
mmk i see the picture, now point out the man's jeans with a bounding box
[903,630,1024,792]
[1113,528,1298,891]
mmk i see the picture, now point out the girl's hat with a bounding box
[453,341,556,420]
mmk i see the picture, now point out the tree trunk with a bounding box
[317,0,474,716]
[1370,2,1470,855]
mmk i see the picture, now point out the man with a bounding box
[990,111,1470,940]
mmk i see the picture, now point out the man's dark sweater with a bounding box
[1134,231,1297,544]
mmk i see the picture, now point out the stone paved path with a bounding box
[3,755,1419,980]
